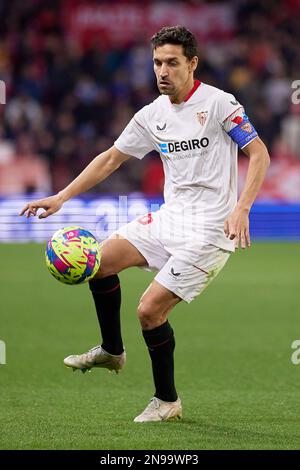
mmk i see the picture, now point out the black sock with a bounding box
[89,275,124,355]
[142,321,178,402]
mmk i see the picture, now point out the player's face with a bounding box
[153,44,198,99]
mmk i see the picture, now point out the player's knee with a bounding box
[137,301,151,321]
[91,247,121,279]
[137,300,164,329]
[137,302,153,328]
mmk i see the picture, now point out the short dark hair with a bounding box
[151,26,198,61]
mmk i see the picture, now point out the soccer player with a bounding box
[20,26,270,422]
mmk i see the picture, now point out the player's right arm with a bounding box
[19,146,130,219]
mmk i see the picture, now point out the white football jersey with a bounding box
[114,81,258,252]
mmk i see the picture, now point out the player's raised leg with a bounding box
[134,280,183,422]
[63,235,147,373]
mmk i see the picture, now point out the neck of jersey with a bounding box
[169,79,201,106]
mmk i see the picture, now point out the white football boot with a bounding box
[63,345,126,374]
[134,397,182,423]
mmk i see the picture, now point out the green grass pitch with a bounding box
[0,242,299,450]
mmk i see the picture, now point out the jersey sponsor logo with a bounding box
[159,138,209,154]
[197,111,208,125]
[156,123,167,131]
[230,100,239,105]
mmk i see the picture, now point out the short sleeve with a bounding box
[114,107,155,159]
[217,92,258,149]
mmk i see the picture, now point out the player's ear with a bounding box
[190,56,198,72]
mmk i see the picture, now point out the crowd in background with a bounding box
[0,0,299,198]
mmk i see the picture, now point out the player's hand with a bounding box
[224,207,251,249]
[19,194,64,219]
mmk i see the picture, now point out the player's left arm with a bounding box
[224,136,270,248]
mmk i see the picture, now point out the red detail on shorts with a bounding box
[184,79,201,102]
[193,265,209,275]
[138,213,153,225]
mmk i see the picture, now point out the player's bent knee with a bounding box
[137,301,149,319]
[137,301,165,329]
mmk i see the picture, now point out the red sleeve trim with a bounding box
[222,106,243,124]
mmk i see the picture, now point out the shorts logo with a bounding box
[171,267,181,277]
[197,111,208,126]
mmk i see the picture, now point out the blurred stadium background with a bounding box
[0,0,299,241]
[1,0,300,451]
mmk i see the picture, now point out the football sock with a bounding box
[89,275,124,356]
[142,321,178,402]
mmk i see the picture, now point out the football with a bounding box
[45,226,101,285]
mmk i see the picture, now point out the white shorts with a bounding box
[113,211,230,303]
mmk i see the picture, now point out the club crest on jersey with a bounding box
[197,111,208,126]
